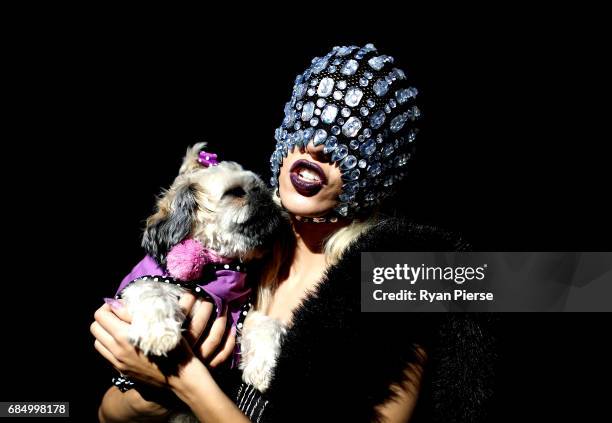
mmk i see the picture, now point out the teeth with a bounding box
[298,168,321,182]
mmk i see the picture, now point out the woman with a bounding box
[92,44,493,422]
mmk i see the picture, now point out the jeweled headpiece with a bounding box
[270,43,420,218]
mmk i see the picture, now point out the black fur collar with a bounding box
[252,217,494,422]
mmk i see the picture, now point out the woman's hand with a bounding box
[90,301,188,388]
[178,293,237,368]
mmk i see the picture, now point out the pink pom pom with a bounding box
[166,239,207,281]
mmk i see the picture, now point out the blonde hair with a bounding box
[252,195,380,313]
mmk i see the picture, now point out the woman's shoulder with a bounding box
[346,215,470,256]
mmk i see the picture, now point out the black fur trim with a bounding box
[246,216,495,422]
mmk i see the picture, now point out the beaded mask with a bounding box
[269,43,420,219]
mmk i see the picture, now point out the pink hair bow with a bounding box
[198,150,219,167]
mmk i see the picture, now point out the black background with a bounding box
[1,10,610,421]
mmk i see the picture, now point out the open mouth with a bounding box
[289,159,328,197]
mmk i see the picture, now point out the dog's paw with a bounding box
[128,318,182,356]
[121,279,187,356]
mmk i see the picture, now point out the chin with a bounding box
[279,189,337,218]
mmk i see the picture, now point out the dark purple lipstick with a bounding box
[289,159,327,197]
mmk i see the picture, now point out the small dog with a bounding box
[116,143,284,357]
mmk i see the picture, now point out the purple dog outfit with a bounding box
[116,254,252,328]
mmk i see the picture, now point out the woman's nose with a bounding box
[304,140,328,161]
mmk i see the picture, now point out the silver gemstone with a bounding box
[331,144,349,162]
[373,79,389,96]
[310,117,319,127]
[303,128,314,142]
[294,122,301,130]
[321,104,339,124]
[310,78,319,86]
[341,107,351,117]
[358,159,367,168]
[294,130,304,147]
[359,138,377,156]
[359,77,368,87]
[368,55,394,71]
[384,104,391,113]
[363,43,377,53]
[307,87,315,96]
[333,91,343,100]
[337,80,347,90]
[342,117,362,137]
[336,46,355,56]
[316,98,326,108]
[390,113,408,132]
[301,102,315,121]
[317,77,335,97]
[360,106,369,116]
[408,105,421,120]
[349,139,359,149]
[296,101,303,110]
[365,71,373,80]
[395,87,418,104]
[369,110,386,129]
[323,136,338,154]
[333,58,342,65]
[341,59,359,76]
[339,191,354,202]
[331,125,341,135]
[334,203,349,217]
[340,155,357,171]
[313,129,327,146]
[383,143,395,157]
[392,67,406,80]
[343,181,359,193]
[389,99,397,108]
[314,108,321,116]
[337,117,345,125]
[295,83,307,99]
[363,128,372,137]
[312,58,328,74]
[366,98,376,108]
[344,88,363,107]
[368,162,382,177]
[343,168,360,181]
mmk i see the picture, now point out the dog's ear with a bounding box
[178,142,207,175]
[142,182,198,263]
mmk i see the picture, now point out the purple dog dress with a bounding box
[115,246,252,368]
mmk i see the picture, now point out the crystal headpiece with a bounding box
[269,43,420,218]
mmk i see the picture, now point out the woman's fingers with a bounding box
[209,326,236,368]
[179,291,197,316]
[90,321,121,356]
[199,306,228,360]
[106,299,133,323]
[94,304,131,344]
[185,300,214,345]
[94,339,124,370]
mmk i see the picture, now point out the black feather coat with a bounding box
[223,217,496,422]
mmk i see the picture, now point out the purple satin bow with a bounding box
[198,150,219,167]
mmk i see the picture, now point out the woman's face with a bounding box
[278,141,343,217]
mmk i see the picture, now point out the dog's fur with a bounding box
[120,143,284,357]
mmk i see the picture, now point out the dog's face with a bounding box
[142,144,285,264]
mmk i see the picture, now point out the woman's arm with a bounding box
[374,348,426,423]
[92,301,248,423]
[98,386,171,423]
[167,354,250,423]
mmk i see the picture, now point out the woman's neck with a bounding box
[286,216,348,285]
